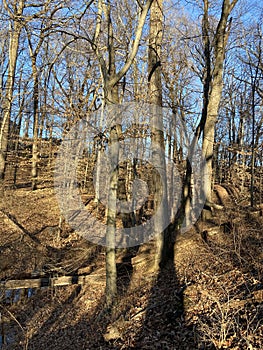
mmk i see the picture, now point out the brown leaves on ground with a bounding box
[0,184,262,349]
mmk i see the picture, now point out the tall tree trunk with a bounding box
[31,57,39,190]
[0,0,24,180]
[92,0,153,306]
[201,0,238,219]
[105,96,119,307]
[104,89,119,308]
[237,102,245,192]
[25,19,48,190]
[249,35,261,207]
[103,1,119,307]
[148,0,170,268]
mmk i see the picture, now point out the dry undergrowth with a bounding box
[0,182,262,349]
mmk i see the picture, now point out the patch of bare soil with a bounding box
[0,183,262,349]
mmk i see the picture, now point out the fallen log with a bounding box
[0,273,105,290]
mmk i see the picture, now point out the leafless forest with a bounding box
[0,0,262,349]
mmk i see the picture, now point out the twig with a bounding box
[1,209,40,244]
[0,305,28,350]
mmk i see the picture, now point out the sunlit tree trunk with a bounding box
[201,0,238,219]
[25,12,51,190]
[247,32,261,207]
[148,0,171,268]
[92,0,153,306]
[0,0,25,180]
[31,56,40,190]
[13,71,27,186]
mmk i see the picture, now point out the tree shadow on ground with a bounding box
[133,258,198,350]
[11,239,200,350]
[7,246,140,349]
[116,246,140,296]
[2,232,207,349]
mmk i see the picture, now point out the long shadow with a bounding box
[1,201,142,349]
[24,285,87,350]
[5,242,139,349]
[6,240,198,349]
[16,226,198,349]
[0,235,108,348]
[133,239,197,349]
[2,206,202,349]
[13,243,142,349]
[116,246,140,296]
[22,271,132,349]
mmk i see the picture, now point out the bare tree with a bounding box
[0,0,25,180]
[200,0,238,218]
[87,0,153,306]
[245,28,262,207]
[25,3,91,189]
[147,0,172,268]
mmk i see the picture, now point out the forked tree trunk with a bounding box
[201,0,238,219]
[92,0,153,306]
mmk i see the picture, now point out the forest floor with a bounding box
[0,173,262,349]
